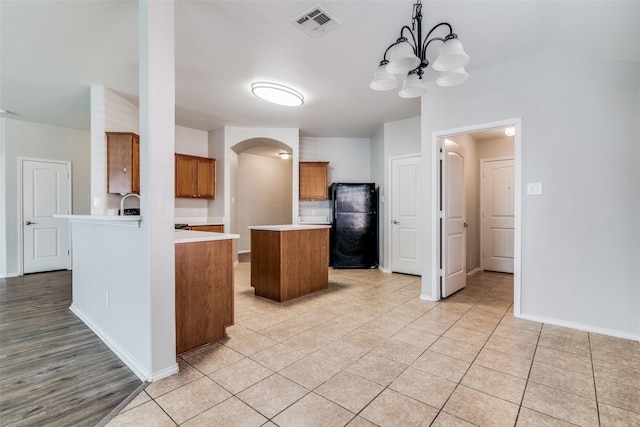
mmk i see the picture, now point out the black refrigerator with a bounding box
[330,183,378,269]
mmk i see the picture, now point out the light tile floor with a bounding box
[106,262,640,427]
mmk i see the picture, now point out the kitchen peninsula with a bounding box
[249,224,330,302]
[57,215,238,380]
[174,229,238,353]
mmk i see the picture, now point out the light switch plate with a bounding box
[527,182,543,195]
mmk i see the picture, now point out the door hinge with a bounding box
[439,269,444,277]
[438,152,444,161]
[438,211,444,219]
[67,250,70,255]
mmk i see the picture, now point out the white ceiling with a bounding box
[2,1,639,138]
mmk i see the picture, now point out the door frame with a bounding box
[18,157,72,275]
[388,153,422,275]
[431,118,522,316]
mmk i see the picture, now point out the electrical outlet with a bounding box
[192,210,198,216]
[106,291,110,307]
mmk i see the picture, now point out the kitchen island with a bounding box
[249,224,330,302]
[175,230,239,354]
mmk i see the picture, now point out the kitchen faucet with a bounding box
[120,193,140,216]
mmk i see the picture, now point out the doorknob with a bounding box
[392,220,400,224]
[463,222,469,228]
[25,221,38,225]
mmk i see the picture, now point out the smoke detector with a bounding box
[292,5,340,37]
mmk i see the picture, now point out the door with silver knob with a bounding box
[22,159,71,274]
[391,155,422,275]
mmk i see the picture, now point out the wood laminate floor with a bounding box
[0,270,142,427]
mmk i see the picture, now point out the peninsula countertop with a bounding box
[174,230,239,244]
[248,224,331,232]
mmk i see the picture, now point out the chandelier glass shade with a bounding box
[399,71,427,98]
[369,62,398,90]
[370,0,470,98]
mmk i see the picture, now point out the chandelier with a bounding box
[370,0,470,98]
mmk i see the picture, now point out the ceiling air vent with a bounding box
[292,5,340,37]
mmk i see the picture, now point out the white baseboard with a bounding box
[69,304,178,381]
[378,266,392,273]
[467,268,481,277]
[1,272,20,278]
[420,293,438,302]
[517,312,640,342]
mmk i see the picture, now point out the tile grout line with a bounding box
[588,332,602,427]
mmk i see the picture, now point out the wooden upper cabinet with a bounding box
[299,161,329,200]
[175,153,216,199]
[106,132,140,194]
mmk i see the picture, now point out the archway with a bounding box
[231,138,294,254]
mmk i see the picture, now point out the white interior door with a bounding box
[442,140,466,297]
[391,156,422,275]
[481,158,515,273]
[22,159,71,273]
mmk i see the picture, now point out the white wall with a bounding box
[91,85,140,214]
[370,126,385,268]
[421,51,640,339]
[207,127,226,223]
[224,127,299,237]
[381,117,421,272]
[1,119,90,276]
[478,136,514,160]
[236,153,292,252]
[298,136,372,221]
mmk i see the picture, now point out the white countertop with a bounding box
[174,216,224,226]
[174,230,239,243]
[54,214,141,228]
[249,224,331,231]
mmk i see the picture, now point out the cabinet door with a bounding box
[132,136,140,194]
[175,154,197,198]
[196,158,215,199]
[299,162,329,200]
[189,225,223,232]
[107,132,139,194]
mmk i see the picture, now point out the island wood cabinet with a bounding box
[188,224,224,233]
[175,154,216,199]
[250,226,329,302]
[175,238,233,354]
[299,161,329,200]
[106,132,140,194]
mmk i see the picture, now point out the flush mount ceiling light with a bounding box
[505,126,516,136]
[251,82,304,107]
[370,0,470,98]
[279,152,291,160]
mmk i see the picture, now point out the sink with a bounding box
[120,208,140,216]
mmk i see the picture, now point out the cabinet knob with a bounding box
[123,167,128,174]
